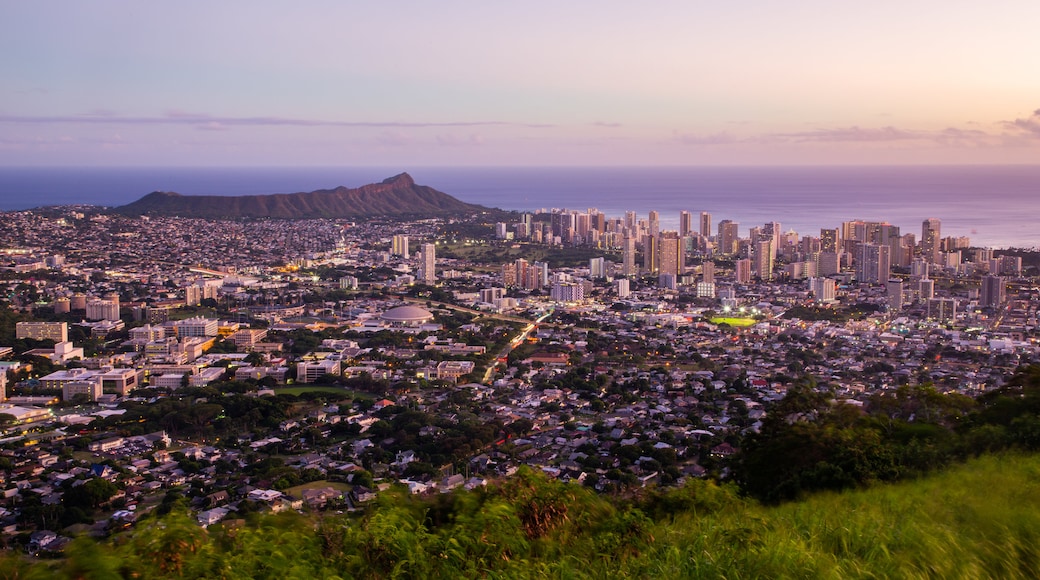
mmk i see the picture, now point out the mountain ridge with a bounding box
[110,172,486,219]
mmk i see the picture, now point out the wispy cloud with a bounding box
[0,111,555,129]
[773,126,920,143]
[673,131,739,145]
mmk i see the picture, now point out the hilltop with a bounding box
[110,173,486,219]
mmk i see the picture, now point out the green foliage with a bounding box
[7,455,1040,578]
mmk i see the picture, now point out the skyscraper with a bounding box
[735,259,752,284]
[810,277,836,302]
[980,275,1006,308]
[857,243,890,284]
[622,236,637,277]
[718,220,739,255]
[886,279,903,311]
[392,234,409,258]
[921,218,941,265]
[754,238,774,280]
[589,257,606,278]
[679,211,693,237]
[700,212,712,238]
[701,261,715,284]
[643,234,658,273]
[648,211,660,238]
[419,243,436,284]
[820,228,840,253]
[658,232,682,278]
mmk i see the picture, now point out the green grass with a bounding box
[272,385,369,398]
[13,453,1040,579]
[710,316,757,327]
[283,480,352,499]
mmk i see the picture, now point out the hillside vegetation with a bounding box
[5,453,1040,579]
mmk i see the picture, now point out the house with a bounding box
[300,487,343,509]
[197,507,230,527]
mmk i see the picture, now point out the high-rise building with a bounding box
[911,259,929,278]
[857,244,890,284]
[919,278,935,301]
[820,228,840,253]
[624,211,638,231]
[762,222,781,250]
[701,261,715,284]
[648,211,660,238]
[551,274,584,302]
[615,278,630,298]
[679,211,693,237]
[809,277,836,302]
[754,239,774,280]
[817,252,841,276]
[975,248,995,264]
[980,275,1006,309]
[419,243,436,284]
[700,212,712,238]
[86,298,120,321]
[589,257,606,278]
[1000,255,1023,276]
[718,220,739,255]
[886,279,904,311]
[621,237,637,277]
[658,232,682,278]
[392,234,410,258]
[735,259,752,284]
[643,235,658,274]
[928,298,957,322]
[480,287,506,304]
[921,218,942,265]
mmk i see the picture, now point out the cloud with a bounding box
[774,126,920,142]
[1004,109,1040,138]
[933,127,993,147]
[673,131,738,145]
[0,111,555,130]
[592,121,623,128]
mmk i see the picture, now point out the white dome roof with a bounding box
[380,305,434,323]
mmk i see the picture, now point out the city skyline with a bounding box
[3,2,1040,167]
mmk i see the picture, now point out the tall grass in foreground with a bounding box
[4,453,1040,579]
[604,453,1040,579]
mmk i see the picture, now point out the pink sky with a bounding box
[2,1,1039,166]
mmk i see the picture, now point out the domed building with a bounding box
[379,305,435,327]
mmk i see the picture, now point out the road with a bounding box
[482,309,554,384]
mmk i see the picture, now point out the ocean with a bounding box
[0,165,1037,249]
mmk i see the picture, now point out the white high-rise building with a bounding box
[622,236,637,277]
[810,277,836,302]
[589,257,606,278]
[419,243,436,284]
[615,278,630,298]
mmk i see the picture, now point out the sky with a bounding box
[2,1,1040,167]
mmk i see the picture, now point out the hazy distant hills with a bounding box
[111,173,486,219]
